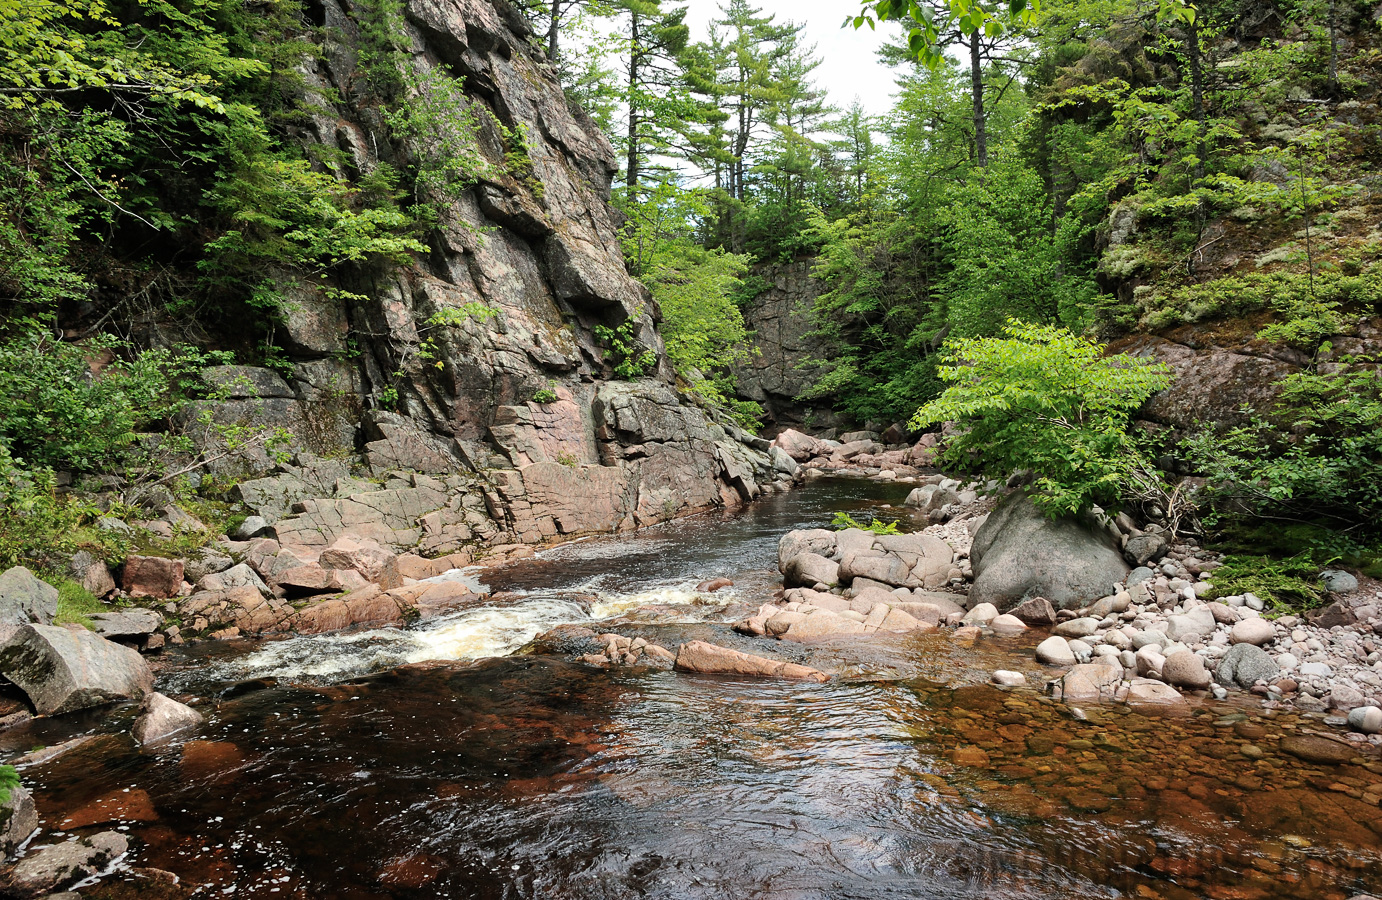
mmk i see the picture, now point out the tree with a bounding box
[913,320,1173,516]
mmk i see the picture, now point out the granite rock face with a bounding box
[168,0,777,537]
[731,260,841,432]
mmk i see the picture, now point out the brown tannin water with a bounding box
[7,480,1382,899]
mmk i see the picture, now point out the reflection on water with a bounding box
[10,478,1382,900]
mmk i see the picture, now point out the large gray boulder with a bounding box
[0,625,153,715]
[968,493,1131,611]
[0,568,58,628]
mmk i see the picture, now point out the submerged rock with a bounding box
[132,692,204,745]
[5,831,128,895]
[674,641,828,682]
[0,625,153,715]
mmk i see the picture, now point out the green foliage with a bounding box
[0,765,19,804]
[0,451,118,570]
[913,321,1174,516]
[1135,268,1378,338]
[533,383,560,404]
[54,578,103,629]
[641,241,757,401]
[0,333,226,472]
[831,511,900,534]
[594,316,657,379]
[1182,357,1382,532]
[1206,554,1327,614]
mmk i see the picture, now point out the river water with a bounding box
[6,479,1382,899]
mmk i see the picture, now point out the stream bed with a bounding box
[6,479,1382,900]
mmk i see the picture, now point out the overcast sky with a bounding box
[680,0,904,117]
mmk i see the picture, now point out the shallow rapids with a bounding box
[7,478,1382,900]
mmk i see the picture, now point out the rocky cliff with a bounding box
[187,0,780,550]
[731,260,842,435]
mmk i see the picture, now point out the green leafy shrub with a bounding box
[1182,356,1382,532]
[831,511,900,534]
[0,332,222,473]
[594,316,657,380]
[913,321,1174,517]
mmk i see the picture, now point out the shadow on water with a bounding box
[10,479,1382,899]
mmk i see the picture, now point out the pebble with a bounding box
[1230,618,1276,646]
[991,671,1026,686]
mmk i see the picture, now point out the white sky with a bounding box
[680,0,903,117]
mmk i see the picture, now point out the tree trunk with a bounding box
[970,32,987,169]
[547,0,563,59]
[625,11,640,191]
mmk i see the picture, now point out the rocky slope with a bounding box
[171,0,781,549]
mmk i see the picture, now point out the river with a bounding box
[6,478,1382,899]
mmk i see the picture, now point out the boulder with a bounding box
[777,529,836,572]
[0,567,58,627]
[1164,607,1215,641]
[772,429,823,461]
[89,609,163,640]
[838,551,909,587]
[6,831,128,895]
[1215,643,1279,689]
[1123,532,1169,567]
[873,532,953,562]
[1320,569,1359,594]
[696,577,734,593]
[67,551,115,598]
[674,641,829,682]
[1161,651,1211,690]
[775,609,870,640]
[122,556,185,599]
[991,671,1026,686]
[1009,597,1057,626]
[783,553,840,588]
[960,603,999,626]
[1347,706,1382,735]
[1054,617,1100,638]
[1229,618,1276,646]
[195,563,271,596]
[0,783,37,859]
[0,625,153,715]
[1048,659,1123,702]
[132,692,204,744]
[967,493,1130,611]
[988,614,1027,634]
[319,535,401,588]
[230,515,271,540]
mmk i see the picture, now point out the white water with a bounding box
[218,579,736,684]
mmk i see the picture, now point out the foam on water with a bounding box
[218,583,735,684]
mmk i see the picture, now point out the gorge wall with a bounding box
[731,260,843,436]
[182,0,781,551]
